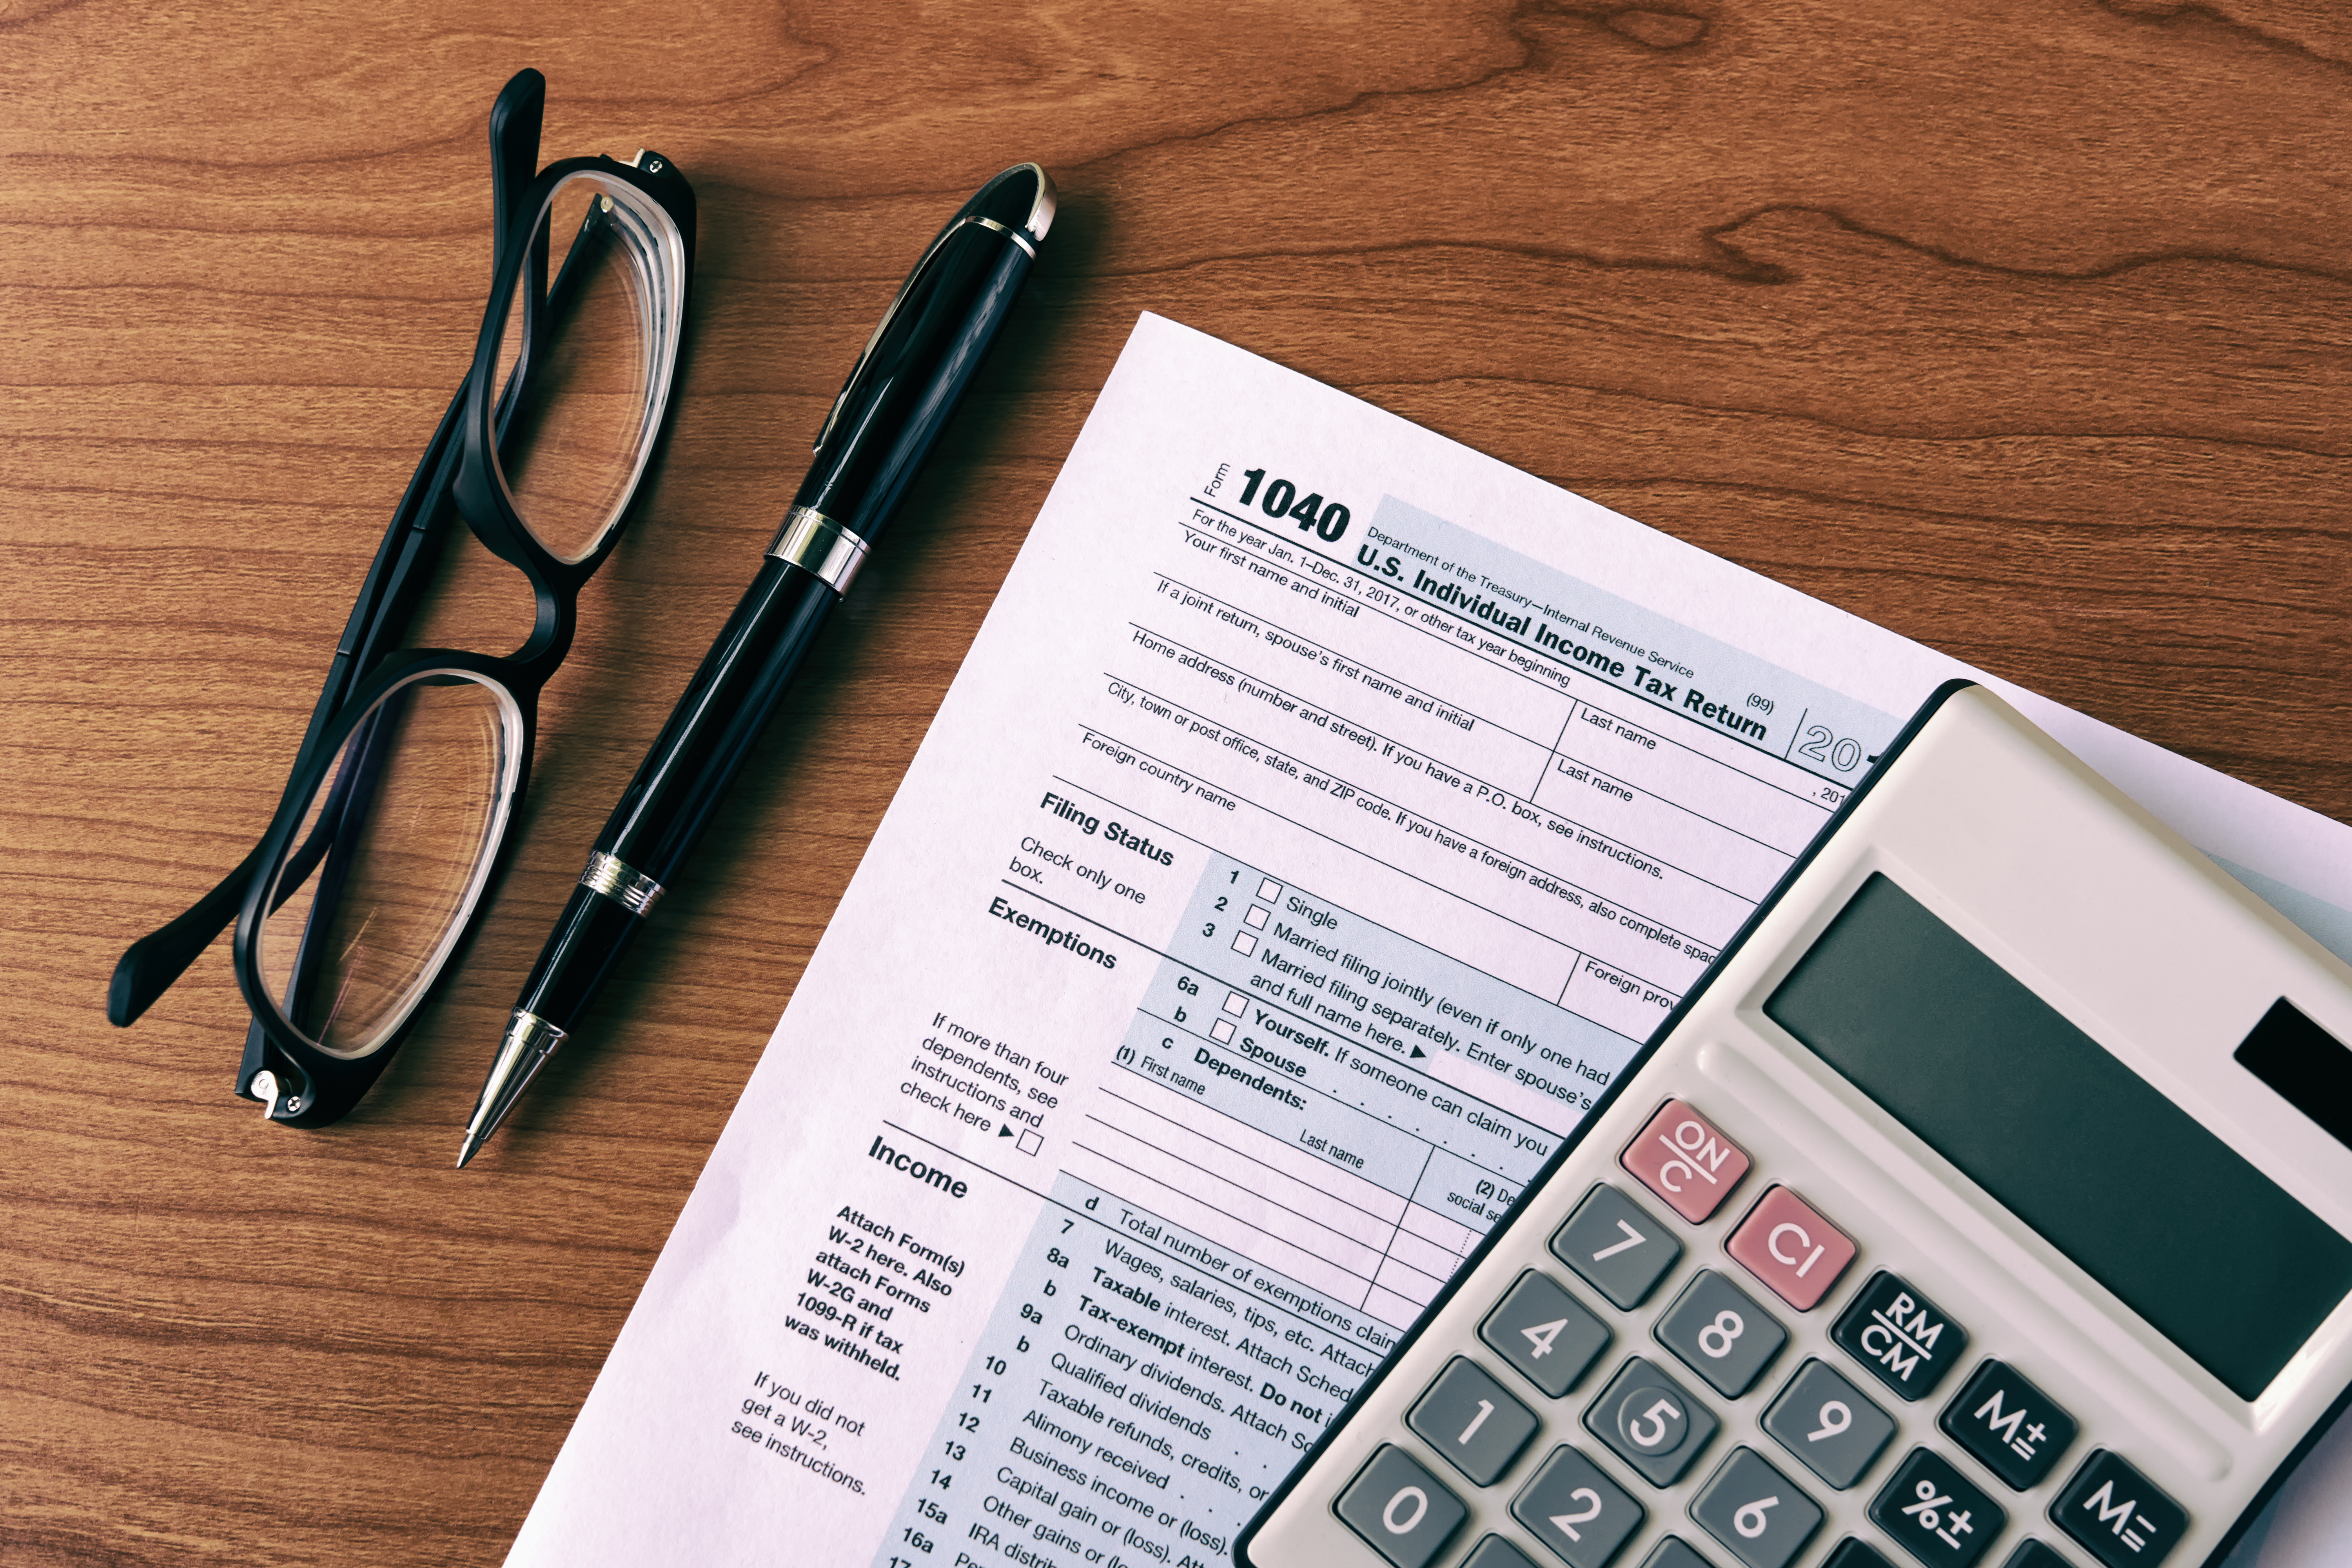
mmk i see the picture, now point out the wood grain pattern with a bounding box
[5,2,2348,1561]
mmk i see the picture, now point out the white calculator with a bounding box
[1236,682,2352,1568]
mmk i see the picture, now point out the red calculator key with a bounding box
[1728,1185,1856,1310]
[1622,1099,1751,1222]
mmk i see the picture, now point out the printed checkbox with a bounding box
[1016,1129,1042,1155]
[1232,931,1258,956]
[1210,1018,1236,1042]
[1222,991,1247,1016]
[1243,904,1270,930]
[1258,877,1281,901]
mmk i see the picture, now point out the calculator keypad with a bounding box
[1554,1185,1682,1308]
[1412,1357,1543,1486]
[1512,1446,1646,1568]
[1318,1096,2194,1568]
[1689,1447,1823,1568]
[1584,1358,1719,1486]
[1655,1270,1787,1398]
[1870,1448,2004,1568]
[1761,1359,1895,1490]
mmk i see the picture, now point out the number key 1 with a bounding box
[1407,1357,1539,1486]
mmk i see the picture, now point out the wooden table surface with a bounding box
[7,2,2350,1562]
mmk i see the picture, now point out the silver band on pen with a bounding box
[971,214,1037,260]
[766,505,871,593]
[581,851,664,916]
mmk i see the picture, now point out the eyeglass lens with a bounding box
[253,671,524,1056]
[490,169,686,564]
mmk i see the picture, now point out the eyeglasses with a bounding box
[106,69,698,1126]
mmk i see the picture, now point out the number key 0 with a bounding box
[1334,1445,1467,1568]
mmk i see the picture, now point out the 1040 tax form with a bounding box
[507,314,2352,1568]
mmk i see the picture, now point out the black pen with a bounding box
[460,162,1056,1166]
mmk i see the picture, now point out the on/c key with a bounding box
[1621,1099,1751,1223]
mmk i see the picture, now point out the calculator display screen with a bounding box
[1763,872,2352,1401]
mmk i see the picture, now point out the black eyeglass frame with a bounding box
[105,69,698,1127]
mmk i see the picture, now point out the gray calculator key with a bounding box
[1336,1444,1467,1568]
[1553,1185,1682,1308]
[1408,1357,1541,1486]
[1762,1359,1895,1490]
[1690,1447,1824,1568]
[1512,1446,1645,1568]
[1465,1536,1544,1568]
[1481,1269,1610,1398]
[1584,1357,1719,1486]
[1641,1540,1719,1568]
[1656,1270,1787,1397]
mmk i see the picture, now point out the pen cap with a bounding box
[794,162,1054,542]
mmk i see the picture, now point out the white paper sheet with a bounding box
[507,314,2352,1568]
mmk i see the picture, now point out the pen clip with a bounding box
[812,214,988,455]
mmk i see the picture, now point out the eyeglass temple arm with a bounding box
[489,69,545,279]
[110,70,555,1031]
[105,380,471,1028]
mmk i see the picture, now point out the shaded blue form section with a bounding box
[1127,849,1634,1217]
[1357,495,1902,783]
